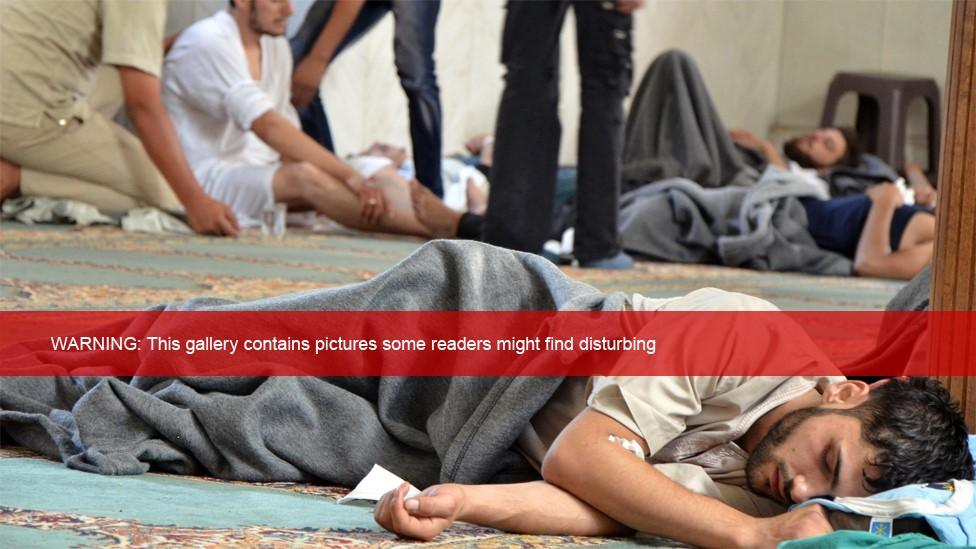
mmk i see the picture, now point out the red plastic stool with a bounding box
[819,72,940,176]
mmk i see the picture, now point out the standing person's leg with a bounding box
[390,0,443,197]
[290,0,392,152]
[483,0,568,254]
[571,1,631,265]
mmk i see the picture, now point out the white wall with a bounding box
[319,0,786,163]
[770,0,952,168]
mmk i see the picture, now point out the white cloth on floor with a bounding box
[1,196,113,226]
[163,10,298,227]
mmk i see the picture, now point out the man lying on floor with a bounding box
[409,51,937,279]
[1,241,971,548]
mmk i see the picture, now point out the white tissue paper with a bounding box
[336,464,422,505]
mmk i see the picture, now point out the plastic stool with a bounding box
[819,72,940,176]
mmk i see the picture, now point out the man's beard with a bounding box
[744,406,833,503]
[249,1,285,36]
[782,137,824,170]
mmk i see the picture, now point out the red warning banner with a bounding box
[0,310,973,377]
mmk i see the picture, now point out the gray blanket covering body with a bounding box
[619,169,854,276]
[1,241,628,487]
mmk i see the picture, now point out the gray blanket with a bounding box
[1,241,628,487]
[623,50,758,191]
[619,168,854,276]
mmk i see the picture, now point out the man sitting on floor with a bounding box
[1,240,971,548]
[162,0,433,236]
[0,0,239,236]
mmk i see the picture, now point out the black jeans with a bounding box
[483,0,632,261]
[291,0,444,196]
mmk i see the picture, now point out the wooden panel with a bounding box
[932,0,976,431]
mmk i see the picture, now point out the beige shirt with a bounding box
[516,288,845,517]
[0,0,166,127]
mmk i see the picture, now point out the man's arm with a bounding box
[250,111,386,222]
[118,67,239,236]
[376,480,631,541]
[729,129,787,169]
[292,0,367,108]
[379,408,832,548]
[903,161,937,209]
[542,409,831,548]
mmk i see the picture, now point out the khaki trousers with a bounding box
[0,66,180,213]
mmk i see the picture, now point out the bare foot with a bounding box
[409,179,461,238]
[465,176,488,216]
[0,158,22,201]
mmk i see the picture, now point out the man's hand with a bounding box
[347,174,388,224]
[185,196,240,236]
[904,162,937,209]
[743,505,832,549]
[375,482,465,541]
[291,57,327,109]
[866,182,904,208]
[614,0,645,14]
[729,129,769,151]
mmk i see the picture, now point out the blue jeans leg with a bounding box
[290,0,393,152]
[391,0,443,196]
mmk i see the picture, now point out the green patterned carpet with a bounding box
[0,222,904,311]
[0,222,905,548]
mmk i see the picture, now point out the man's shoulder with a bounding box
[172,11,238,57]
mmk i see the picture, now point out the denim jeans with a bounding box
[483,0,632,261]
[291,0,443,195]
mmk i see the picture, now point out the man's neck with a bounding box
[231,10,262,80]
[232,10,262,51]
[735,388,822,453]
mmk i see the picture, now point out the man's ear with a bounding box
[821,380,871,406]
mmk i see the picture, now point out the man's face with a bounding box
[745,407,879,506]
[249,0,293,37]
[786,128,847,169]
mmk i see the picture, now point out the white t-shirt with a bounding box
[162,10,299,191]
[516,288,845,517]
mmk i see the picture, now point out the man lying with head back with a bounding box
[0,240,970,548]
[375,374,971,547]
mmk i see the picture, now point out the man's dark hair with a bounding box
[835,127,862,168]
[229,0,236,7]
[783,126,862,170]
[840,377,973,492]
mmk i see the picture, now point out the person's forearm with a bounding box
[762,143,788,169]
[904,162,930,190]
[458,481,631,536]
[119,70,208,208]
[543,411,758,548]
[251,112,358,182]
[855,196,898,260]
[305,0,367,65]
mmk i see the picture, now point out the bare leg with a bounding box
[273,162,431,237]
[1,158,21,200]
[409,179,462,238]
[853,189,934,280]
